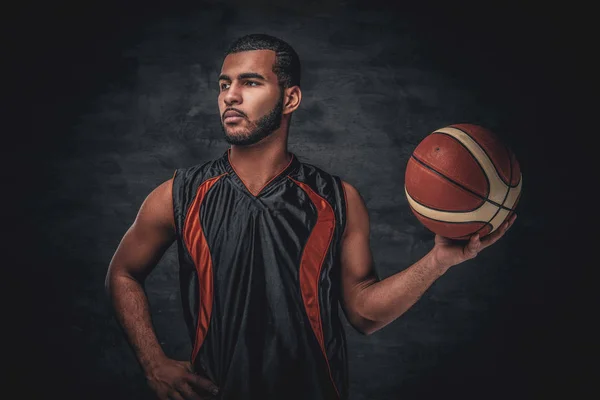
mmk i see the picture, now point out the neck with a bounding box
[228,124,292,193]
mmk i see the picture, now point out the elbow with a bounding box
[347,314,382,336]
[354,326,373,336]
[343,302,381,336]
[360,326,378,336]
[345,299,385,336]
[355,321,381,336]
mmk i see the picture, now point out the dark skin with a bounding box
[105,179,217,400]
[105,49,517,399]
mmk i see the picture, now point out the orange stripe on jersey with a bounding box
[183,173,226,364]
[289,177,340,398]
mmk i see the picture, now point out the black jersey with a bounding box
[172,149,348,399]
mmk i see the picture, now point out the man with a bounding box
[105,34,516,400]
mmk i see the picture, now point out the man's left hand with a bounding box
[432,214,517,270]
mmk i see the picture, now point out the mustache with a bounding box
[222,108,248,120]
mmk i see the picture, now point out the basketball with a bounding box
[404,124,522,240]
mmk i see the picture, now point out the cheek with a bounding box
[254,91,279,113]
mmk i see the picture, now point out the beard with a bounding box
[221,91,284,146]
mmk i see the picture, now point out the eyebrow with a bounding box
[218,72,267,82]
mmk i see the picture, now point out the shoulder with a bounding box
[131,177,175,233]
[341,180,360,199]
[151,177,174,200]
[341,180,367,207]
[340,180,369,235]
[131,177,174,213]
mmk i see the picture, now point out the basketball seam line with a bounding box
[410,154,514,212]
[481,136,516,232]
[445,125,519,232]
[406,163,485,213]
[431,131,491,197]
[409,205,492,226]
[448,125,513,187]
[504,142,521,187]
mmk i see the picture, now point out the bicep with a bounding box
[340,181,378,310]
[107,179,176,282]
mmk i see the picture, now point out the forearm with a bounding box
[354,249,448,333]
[105,273,166,374]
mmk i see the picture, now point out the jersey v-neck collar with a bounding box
[222,149,300,197]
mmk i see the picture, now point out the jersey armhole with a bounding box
[172,169,181,238]
[339,177,349,238]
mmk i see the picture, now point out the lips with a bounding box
[223,110,245,120]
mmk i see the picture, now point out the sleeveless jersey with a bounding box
[172,149,349,400]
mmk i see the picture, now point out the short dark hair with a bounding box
[225,33,301,89]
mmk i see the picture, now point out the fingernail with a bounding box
[212,387,219,395]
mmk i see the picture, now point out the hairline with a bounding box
[225,48,293,89]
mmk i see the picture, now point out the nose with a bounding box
[223,82,242,106]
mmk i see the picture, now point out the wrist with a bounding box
[428,247,452,275]
[140,351,169,376]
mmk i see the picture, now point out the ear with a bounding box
[282,86,302,115]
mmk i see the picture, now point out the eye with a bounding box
[220,83,230,90]
[245,81,259,86]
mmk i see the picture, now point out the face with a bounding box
[218,50,285,146]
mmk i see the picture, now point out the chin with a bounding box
[224,129,249,140]
[224,132,252,146]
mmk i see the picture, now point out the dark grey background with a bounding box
[8,1,590,399]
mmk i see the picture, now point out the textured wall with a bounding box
[13,1,585,399]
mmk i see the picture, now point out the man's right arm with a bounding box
[105,178,219,400]
[105,178,176,375]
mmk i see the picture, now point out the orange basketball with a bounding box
[404,124,522,239]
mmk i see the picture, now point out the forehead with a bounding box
[220,49,277,77]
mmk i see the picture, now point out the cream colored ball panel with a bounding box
[405,187,499,223]
[502,174,522,209]
[488,207,512,233]
[435,127,509,204]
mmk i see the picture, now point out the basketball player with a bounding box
[105,34,516,400]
